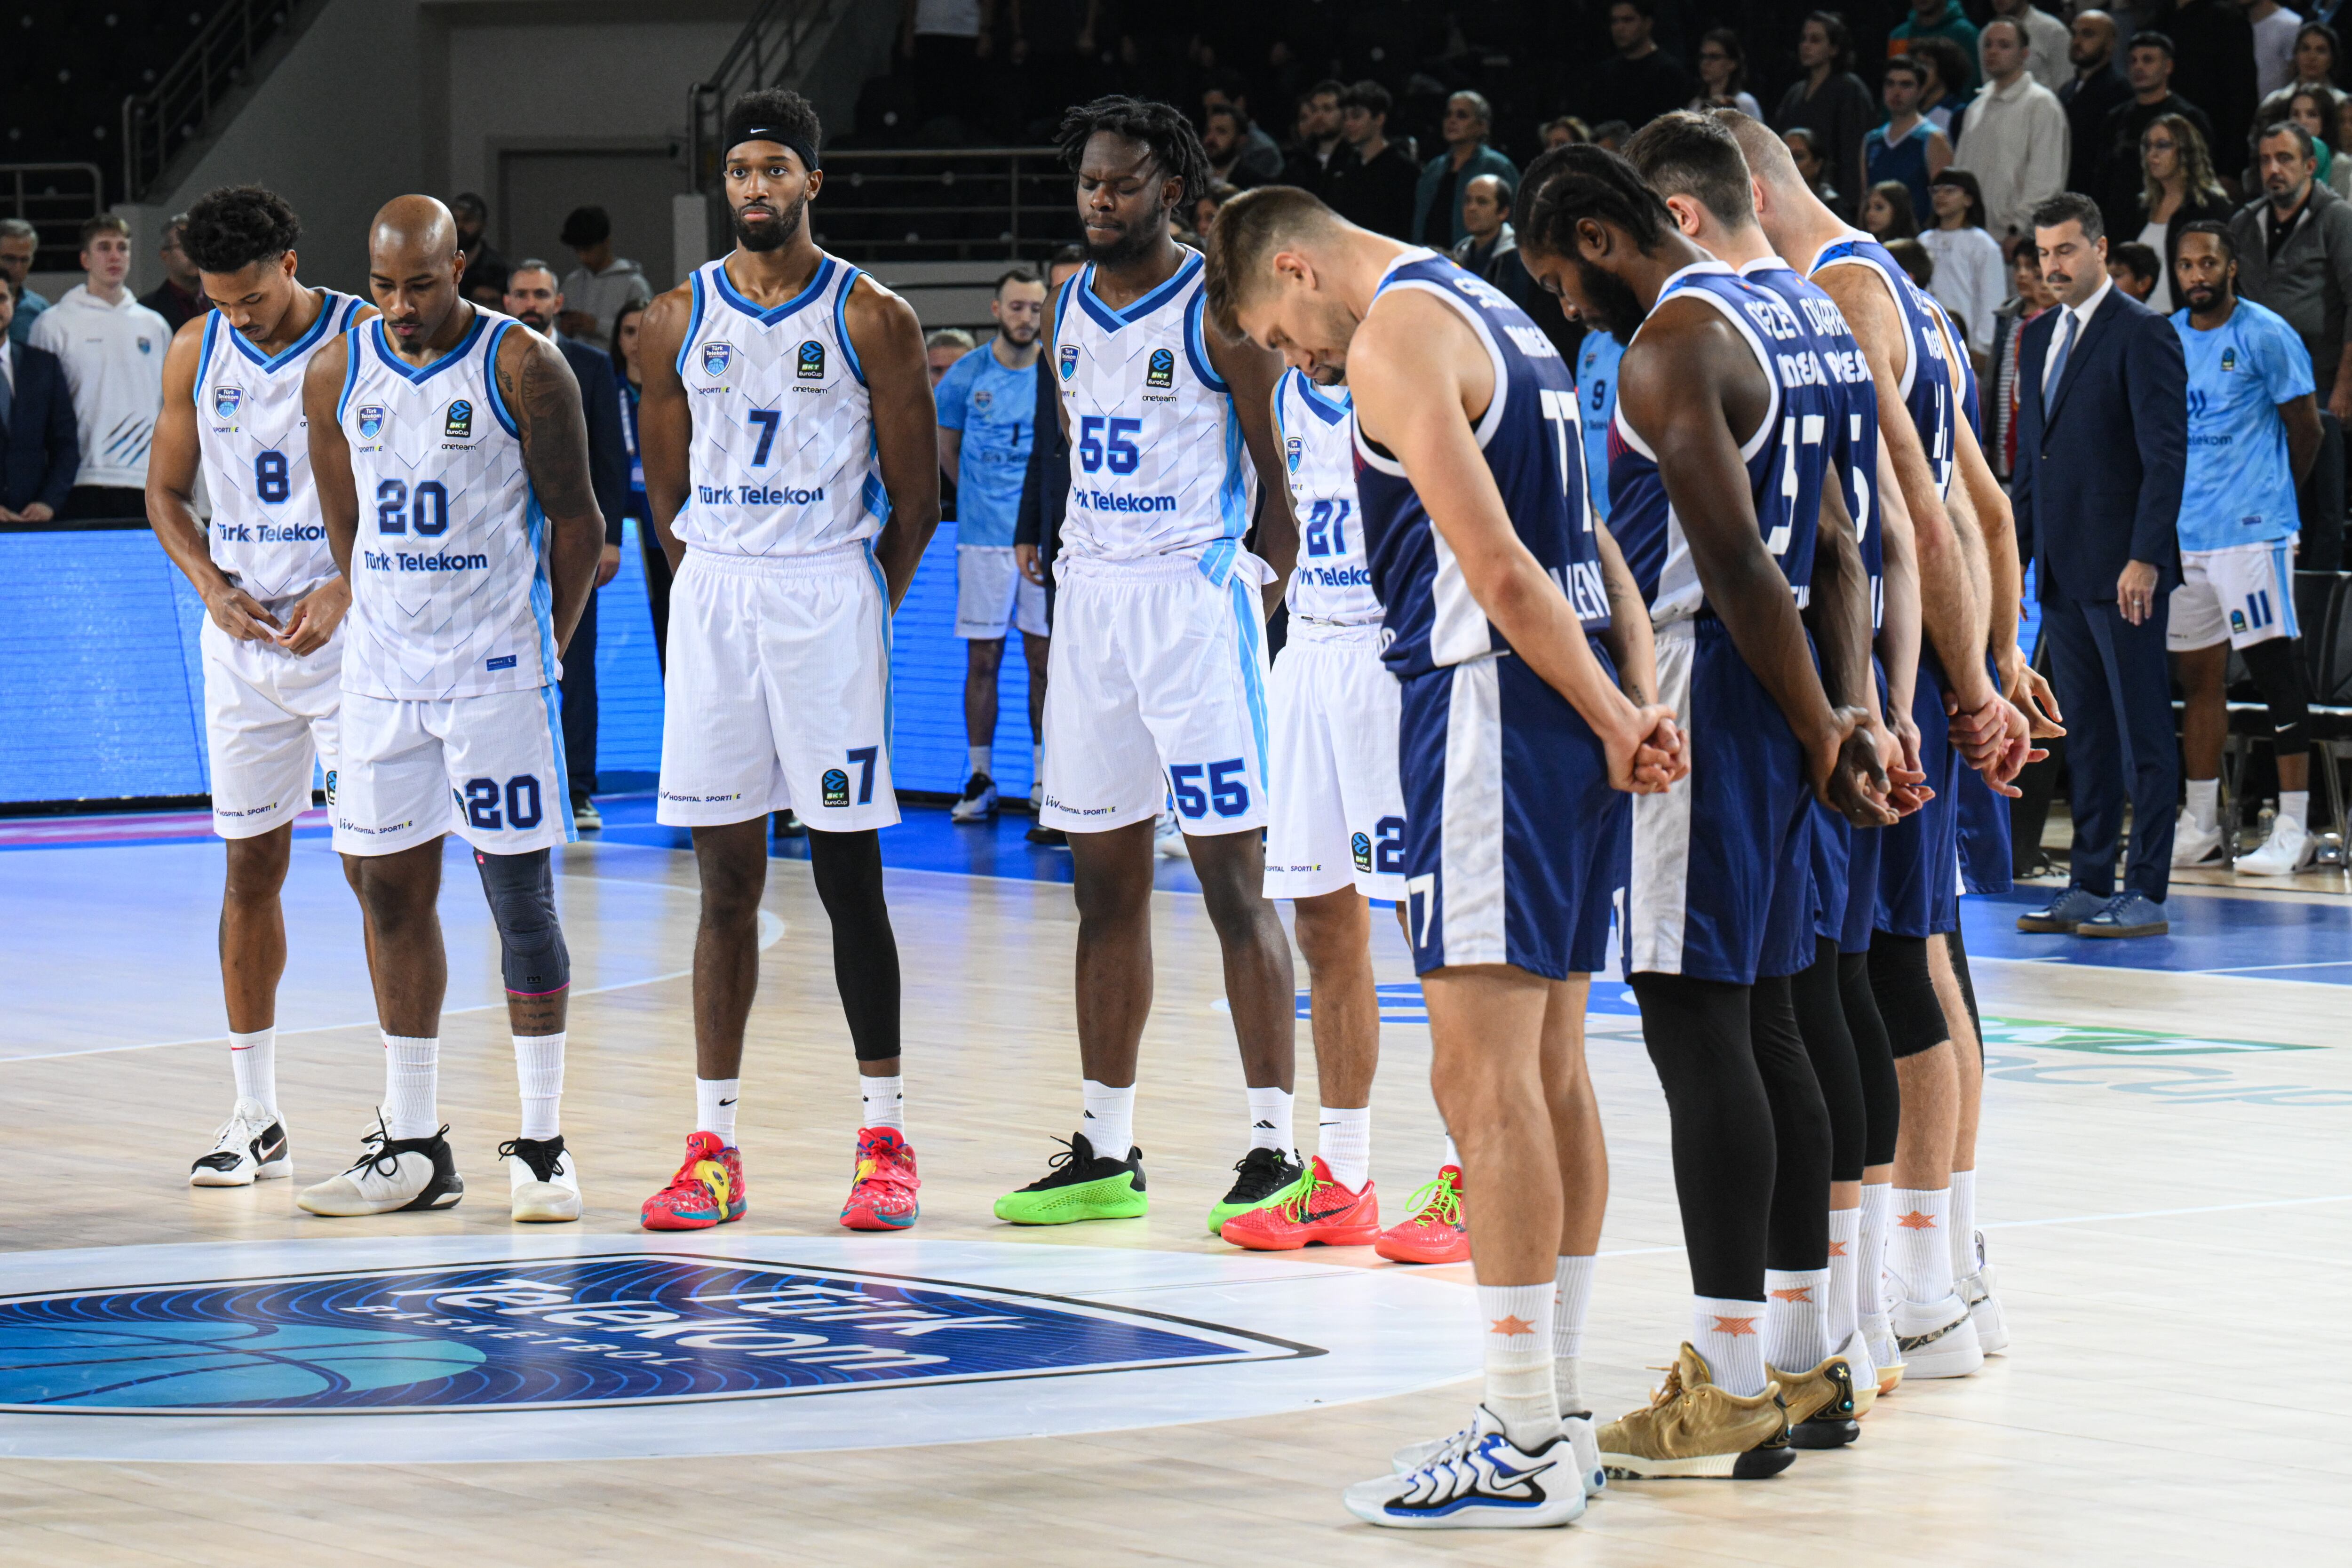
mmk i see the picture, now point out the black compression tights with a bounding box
[1946,923,1983,1078]
[1750,973,1832,1271]
[807,829,903,1062]
[1790,936,1866,1184]
[1869,933,1948,1060]
[1841,950,1901,1168]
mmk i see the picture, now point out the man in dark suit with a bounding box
[2010,192,2189,937]
[0,283,79,522]
[1014,245,1082,846]
[507,262,628,828]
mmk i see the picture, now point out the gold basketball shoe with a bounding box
[1597,1343,1794,1479]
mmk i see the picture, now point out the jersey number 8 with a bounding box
[254,449,290,504]
[375,478,452,537]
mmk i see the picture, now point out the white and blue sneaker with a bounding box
[1393,1410,1605,1498]
[1347,1405,1587,1529]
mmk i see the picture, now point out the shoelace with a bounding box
[498,1138,564,1183]
[1274,1169,1342,1221]
[1640,1362,1690,1411]
[342,1114,445,1179]
[853,1138,916,1190]
[206,1111,252,1150]
[1400,1173,1462,1226]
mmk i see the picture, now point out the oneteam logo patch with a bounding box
[1059,342,1080,381]
[444,399,474,439]
[356,406,384,441]
[702,341,734,378]
[1146,348,1175,389]
[797,340,826,379]
[213,386,244,420]
[0,1255,1303,1414]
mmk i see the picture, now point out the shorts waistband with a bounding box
[684,542,871,579]
[1057,545,1270,587]
[1288,616,1384,648]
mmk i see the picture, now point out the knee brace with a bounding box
[1867,933,1948,1060]
[2239,633,2312,754]
[474,849,570,996]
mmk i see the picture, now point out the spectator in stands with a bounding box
[2248,0,2306,103]
[1953,18,2070,255]
[609,295,668,670]
[1991,242,2059,474]
[2106,33,2216,236]
[1014,243,1084,845]
[1542,117,1589,151]
[1453,175,1515,275]
[1923,169,2008,360]
[1894,0,1981,96]
[1989,0,2072,96]
[1589,120,1635,152]
[1912,35,1978,139]
[2108,240,2163,300]
[1193,180,1241,237]
[900,0,994,131]
[28,215,168,521]
[1867,59,1952,219]
[2164,0,2259,165]
[1887,236,1938,299]
[505,260,628,830]
[1867,180,1924,243]
[1690,29,1762,119]
[1785,127,1854,221]
[556,206,651,353]
[1413,91,1517,248]
[2063,10,2134,203]
[0,284,77,524]
[2232,119,2352,423]
[1203,104,1276,191]
[2257,24,2347,129]
[138,215,204,334]
[450,192,510,307]
[1281,80,1350,193]
[1587,0,1693,134]
[927,328,977,390]
[0,218,48,346]
[1200,76,1283,185]
[1325,81,1418,239]
[2133,113,2236,313]
[1775,11,1875,207]
[2277,87,2352,199]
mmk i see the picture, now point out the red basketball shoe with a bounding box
[840,1126,922,1230]
[1372,1165,1469,1264]
[640,1131,747,1231]
[1220,1156,1380,1250]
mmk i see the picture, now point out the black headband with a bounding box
[728,127,820,174]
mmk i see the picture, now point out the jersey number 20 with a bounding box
[375,478,451,536]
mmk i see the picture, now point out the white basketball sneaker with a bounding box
[2170,810,2225,868]
[1348,1405,1587,1529]
[297,1116,464,1216]
[503,1135,582,1223]
[2234,816,2316,877]
[1890,1293,1985,1378]
[1153,812,1186,859]
[950,772,999,823]
[1395,1410,1605,1499]
[190,1098,290,1187]
[1956,1230,2009,1354]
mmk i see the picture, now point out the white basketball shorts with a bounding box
[201,615,343,840]
[333,686,574,856]
[1040,550,1273,836]
[657,544,899,832]
[955,544,1049,640]
[2168,540,2299,652]
[1263,627,1407,900]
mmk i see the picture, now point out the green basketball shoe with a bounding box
[1205,1145,1306,1235]
[993,1132,1150,1224]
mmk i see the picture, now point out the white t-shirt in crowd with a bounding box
[1918,223,2007,356]
[2137,219,2176,315]
[2252,5,2305,102]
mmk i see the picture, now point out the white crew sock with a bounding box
[697,1077,740,1146]
[381,1034,440,1141]
[513,1032,564,1140]
[1764,1268,1833,1373]
[1081,1078,1135,1159]
[1479,1283,1560,1449]
[1693,1296,1769,1397]
[1858,1181,1894,1331]
[1826,1206,1862,1348]
[230,1028,278,1117]
[1317,1105,1370,1190]
[1245,1084,1295,1157]
[968,744,993,779]
[861,1073,905,1132]
[2186,777,2219,830]
[1441,1131,1461,1170]
[2281,789,2310,831]
[1888,1186,1956,1304]
[1552,1255,1596,1411]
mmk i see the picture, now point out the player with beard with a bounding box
[938,268,1052,823]
[632,89,942,1233]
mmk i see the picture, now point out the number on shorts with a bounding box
[747,408,781,466]
[1206,758,1249,817]
[1167,764,1208,819]
[846,746,878,805]
[463,777,503,830]
[254,449,289,504]
[1374,814,1406,875]
[505,774,542,829]
[461,774,541,832]
[1405,872,1437,949]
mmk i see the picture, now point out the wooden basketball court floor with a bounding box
[2,799,2348,1565]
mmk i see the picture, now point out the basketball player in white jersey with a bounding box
[991,98,1305,1233]
[296,196,606,1222]
[633,90,941,1234]
[146,185,372,1187]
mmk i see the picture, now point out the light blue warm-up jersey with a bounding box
[934,342,1038,548]
[2173,297,2314,552]
[1575,328,1623,522]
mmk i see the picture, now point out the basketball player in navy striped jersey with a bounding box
[632,89,942,1234]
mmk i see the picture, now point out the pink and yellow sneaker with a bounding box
[1220,1155,1380,1250]
[840,1126,921,1231]
[1372,1165,1469,1264]
[640,1131,747,1231]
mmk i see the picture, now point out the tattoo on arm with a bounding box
[509,336,598,518]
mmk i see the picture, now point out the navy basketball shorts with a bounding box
[1875,652,1964,938]
[1953,654,2014,896]
[1395,646,1627,981]
[1811,656,1888,956]
[1627,617,1815,986]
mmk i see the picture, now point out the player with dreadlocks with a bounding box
[990,96,1306,1233]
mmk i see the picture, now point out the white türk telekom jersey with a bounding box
[334,307,552,701]
[195,288,367,606]
[1052,249,1257,568]
[670,254,884,557]
[1271,368,1381,629]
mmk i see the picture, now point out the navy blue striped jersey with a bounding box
[1605,260,1851,621]
[1354,249,1607,678]
[1809,231,1961,501]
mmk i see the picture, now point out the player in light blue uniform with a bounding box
[2167,220,2324,876]
[1575,327,1622,521]
[936,267,1050,822]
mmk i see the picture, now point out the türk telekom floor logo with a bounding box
[0,1255,1313,1414]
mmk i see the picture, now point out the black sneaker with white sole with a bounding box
[951,772,999,823]
[297,1117,465,1217]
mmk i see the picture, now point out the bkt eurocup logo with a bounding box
[0,1255,1294,1414]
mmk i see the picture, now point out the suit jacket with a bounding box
[1,341,80,514]
[556,334,627,545]
[1014,331,1068,570]
[2010,286,2187,602]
